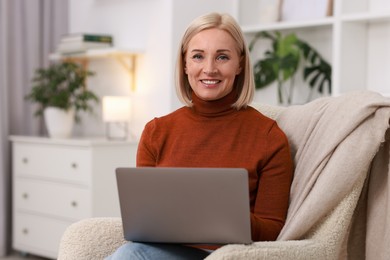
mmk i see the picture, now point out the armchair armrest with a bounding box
[57,218,126,260]
[205,240,327,260]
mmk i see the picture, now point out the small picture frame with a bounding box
[281,0,333,22]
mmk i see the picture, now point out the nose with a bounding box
[203,58,217,75]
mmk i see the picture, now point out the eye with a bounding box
[217,54,229,61]
[192,54,203,60]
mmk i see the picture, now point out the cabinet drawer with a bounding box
[13,212,73,259]
[14,179,90,220]
[13,143,91,185]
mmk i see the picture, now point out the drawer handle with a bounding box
[71,163,78,169]
[22,157,28,164]
[22,228,29,235]
[22,193,29,199]
[71,201,78,207]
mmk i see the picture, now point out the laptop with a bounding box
[115,167,252,245]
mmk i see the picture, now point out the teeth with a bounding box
[202,80,219,84]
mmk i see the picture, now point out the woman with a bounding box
[107,12,293,260]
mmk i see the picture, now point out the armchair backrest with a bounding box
[250,103,286,120]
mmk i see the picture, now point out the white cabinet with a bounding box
[10,136,138,259]
[239,0,390,104]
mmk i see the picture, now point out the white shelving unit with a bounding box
[239,0,390,100]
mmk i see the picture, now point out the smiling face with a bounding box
[184,28,242,102]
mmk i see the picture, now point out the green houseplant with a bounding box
[249,31,332,105]
[25,61,99,137]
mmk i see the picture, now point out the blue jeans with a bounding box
[105,242,211,260]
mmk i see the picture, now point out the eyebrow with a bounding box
[190,49,232,53]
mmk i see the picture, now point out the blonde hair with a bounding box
[175,12,255,109]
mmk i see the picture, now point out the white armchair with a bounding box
[57,178,363,260]
[58,92,390,260]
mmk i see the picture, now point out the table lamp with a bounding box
[102,96,131,140]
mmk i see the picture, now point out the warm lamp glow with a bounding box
[102,96,131,122]
[102,96,131,140]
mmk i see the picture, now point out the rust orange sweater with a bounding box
[136,91,293,242]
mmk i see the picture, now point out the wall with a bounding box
[69,0,173,138]
[68,0,237,138]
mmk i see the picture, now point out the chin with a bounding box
[196,90,225,101]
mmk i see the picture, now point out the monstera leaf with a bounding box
[249,31,332,104]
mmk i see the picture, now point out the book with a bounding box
[60,33,113,44]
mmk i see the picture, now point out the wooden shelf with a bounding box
[49,48,142,91]
[49,48,140,60]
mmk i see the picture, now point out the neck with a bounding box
[191,91,238,117]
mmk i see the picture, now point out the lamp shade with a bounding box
[102,96,131,122]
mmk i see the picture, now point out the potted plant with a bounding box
[249,31,332,105]
[25,61,99,138]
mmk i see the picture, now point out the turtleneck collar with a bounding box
[190,90,238,117]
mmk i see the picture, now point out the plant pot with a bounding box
[44,107,75,138]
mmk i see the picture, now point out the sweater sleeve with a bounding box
[136,120,158,167]
[250,122,293,241]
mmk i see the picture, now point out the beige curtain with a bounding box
[0,0,68,256]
